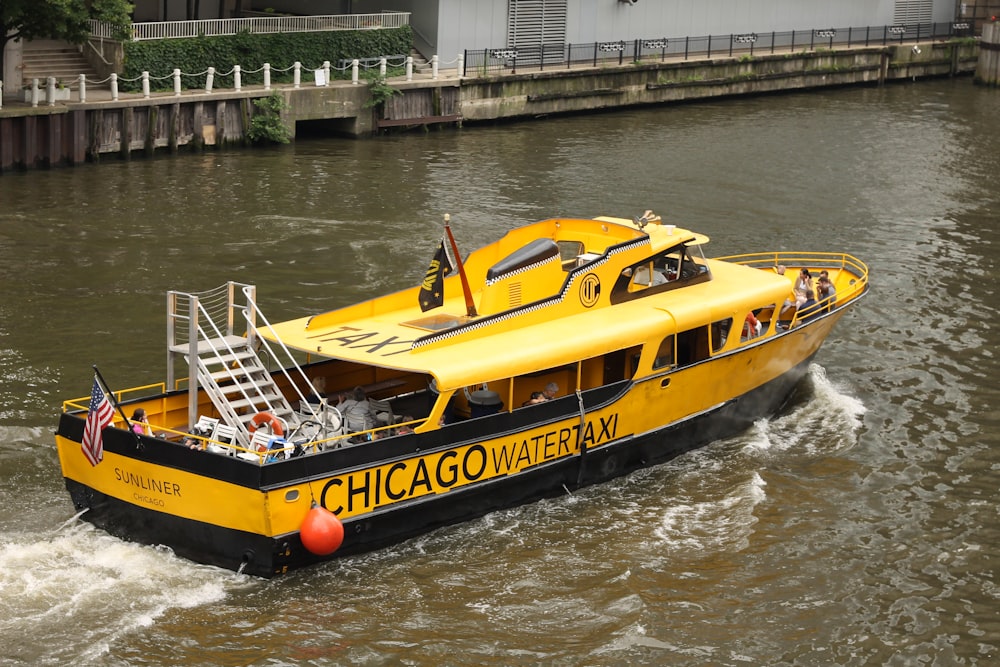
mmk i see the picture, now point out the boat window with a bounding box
[629,261,666,291]
[557,240,584,262]
[676,327,710,368]
[711,318,733,352]
[679,243,711,281]
[594,345,641,383]
[653,336,675,370]
[610,243,712,304]
[740,308,768,342]
[557,240,586,271]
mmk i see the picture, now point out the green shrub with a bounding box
[247,93,291,144]
[363,74,402,109]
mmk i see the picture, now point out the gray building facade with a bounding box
[260,0,955,62]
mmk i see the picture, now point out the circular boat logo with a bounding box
[579,274,601,308]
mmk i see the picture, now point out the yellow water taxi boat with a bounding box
[55,211,868,577]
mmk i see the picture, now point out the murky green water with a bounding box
[1,78,999,665]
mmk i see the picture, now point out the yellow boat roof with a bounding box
[262,216,792,392]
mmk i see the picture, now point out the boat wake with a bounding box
[0,518,236,665]
[651,472,768,555]
[743,363,867,457]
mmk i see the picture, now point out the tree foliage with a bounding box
[0,0,133,78]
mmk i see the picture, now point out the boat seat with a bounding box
[369,398,396,426]
[298,400,345,439]
[343,410,376,443]
[777,305,796,330]
[193,415,219,439]
[249,430,276,452]
[207,423,237,455]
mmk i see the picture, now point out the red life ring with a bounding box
[248,412,284,439]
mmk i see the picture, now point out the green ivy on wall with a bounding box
[121,26,413,92]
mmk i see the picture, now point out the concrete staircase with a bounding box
[410,49,431,74]
[21,40,104,88]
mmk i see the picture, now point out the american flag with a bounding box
[81,377,114,466]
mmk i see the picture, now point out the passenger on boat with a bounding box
[794,269,814,307]
[522,391,546,407]
[338,387,378,437]
[816,276,837,310]
[130,409,150,436]
[306,377,328,404]
[742,312,762,340]
[798,289,820,322]
[541,382,559,401]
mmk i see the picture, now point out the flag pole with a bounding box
[93,364,142,448]
[443,214,478,318]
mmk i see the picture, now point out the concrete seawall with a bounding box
[0,40,979,173]
[977,23,1000,85]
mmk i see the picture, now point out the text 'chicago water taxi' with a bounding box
[55,211,869,577]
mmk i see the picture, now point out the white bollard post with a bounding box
[46,76,56,106]
[293,62,301,88]
[263,63,271,90]
[379,57,387,78]
[234,65,242,91]
[142,71,150,98]
[30,78,39,107]
[458,53,465,78]
[323,61,331,86]
[432,55,439,80]
[205,66,215,93]
[406,56,413,81]
[111,73,119,101]
[352,59,359,84]
[173,68,181,95]
[79,74,87,103]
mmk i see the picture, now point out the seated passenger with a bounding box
[816,276,837,311]
[130,409,151,436]
[793,269,814,307]
[522,391,546,407]
[339,386,378,435]
[541,382,559,401]
[306,377,328,404]
[798,289,820,322]
[742,312,762,340]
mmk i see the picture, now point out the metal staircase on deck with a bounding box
[167,282,311,450]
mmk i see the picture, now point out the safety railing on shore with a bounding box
[7,52,464,107]
[464,21,975,75]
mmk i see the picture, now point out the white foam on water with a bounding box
[0,518,234,665]
[743,364,867,457]
[652,472,767,555]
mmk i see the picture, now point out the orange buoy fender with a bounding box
[300,501,344,556]
[248,411,284,437]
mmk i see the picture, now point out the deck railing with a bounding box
[87,12,410,41]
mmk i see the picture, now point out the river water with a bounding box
[1,78,998,666]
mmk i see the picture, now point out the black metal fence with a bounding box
[464,21,976,76]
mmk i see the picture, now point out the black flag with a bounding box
[418,241,453,312]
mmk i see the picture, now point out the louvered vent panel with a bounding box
[508,282,523,308]
[893,0,933,24]
[508,0,568,65]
